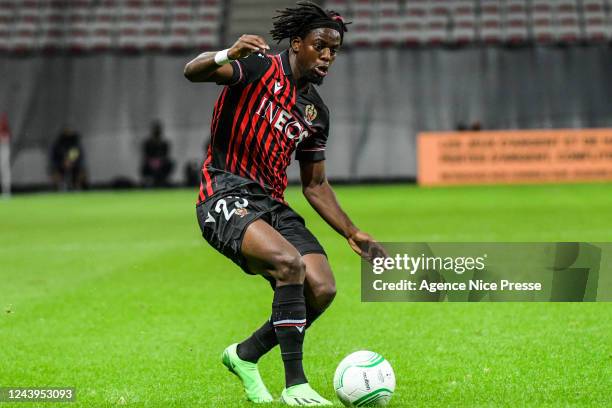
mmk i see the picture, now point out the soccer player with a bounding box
[184,2,383,405]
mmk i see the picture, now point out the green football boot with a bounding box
[221,343,274,403]
[280,383,332,406]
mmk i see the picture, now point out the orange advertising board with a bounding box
[418,129,612,186]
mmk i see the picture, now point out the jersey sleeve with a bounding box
[221,53,271,86]
[295,124,328,162]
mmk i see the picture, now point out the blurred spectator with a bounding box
[141,120,174,187]
[184,160,201,187]
[50,127,87,191]
[456,122,468,131]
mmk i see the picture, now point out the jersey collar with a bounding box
[279,50,292,77]
[278,49,313,95]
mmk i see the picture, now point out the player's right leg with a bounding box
[221,217,306,404]
[241,220,331,406]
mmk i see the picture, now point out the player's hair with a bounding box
[270,1,350,44]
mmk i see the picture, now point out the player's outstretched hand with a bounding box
[228,35,270,60]
[348,230,388,263]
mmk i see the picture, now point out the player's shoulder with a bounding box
[231,52,273,85]
[238,52,273,69]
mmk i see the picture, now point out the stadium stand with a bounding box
[0,0,222,53]
[0,0,611,54]
[325,0,612,48]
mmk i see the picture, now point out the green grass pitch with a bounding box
[1,183,611,407]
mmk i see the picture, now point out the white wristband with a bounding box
[214,49,232,66]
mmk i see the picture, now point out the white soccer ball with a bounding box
[333,350,396,407]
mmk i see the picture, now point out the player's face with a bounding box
[293,28,342,85]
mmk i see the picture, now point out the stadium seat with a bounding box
[39,26,64,52]
[503,0,528,44]
[430,0,452,16]
[453,0,475,17]
[405,0,427,20]
[531,0,552,20]
[582,0,609,42]
[93,6,119,24]
[451,0,476,44]
[533,17,555,43]
[352,0,375,16]
[142,16,166,51]
[144,6,165,24]
[556,16,581,43]
[118,9,142,53]
[193,10,219,33]
[91,24,115,51]
[480,0,500,17]
[66,26,91,52]
[584,17,609,42]
[555,0,579,18]
[0,26,9,52]
[504,18,528,44]
[325,0,349,15]
[378,0,399,15]
[40,8,64,27]
[452,18,476,44]
[21,0,39,10]
[554,0,581,43]
[68,4,91,23]
[194,0,221,18]
[167,26,192,51]
[377,19,400,47]
[379,4,401,27]
[505,0,526,15]
[194,28,217,49]
[582,0,606,20]
[399,20,424,47]
[425,15,448,45]
[11,23,37,53]
[344,21,374,47]
[480,6,502,45]
[0,6,16,25]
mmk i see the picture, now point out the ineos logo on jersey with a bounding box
[255,97,310,144]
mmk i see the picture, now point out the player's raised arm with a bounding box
[183,34,270,83]
[300,160,386,262]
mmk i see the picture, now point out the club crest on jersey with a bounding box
[304,104,317,125]
[235,207,249,218]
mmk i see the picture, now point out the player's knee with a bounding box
[273,253,305,283]
[313,281,337,307]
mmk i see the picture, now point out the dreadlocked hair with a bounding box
[270,1,350,44]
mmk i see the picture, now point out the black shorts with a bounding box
[196,183,326,275]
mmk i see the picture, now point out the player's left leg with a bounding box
[236,253,336,364]
[302,253,336,325]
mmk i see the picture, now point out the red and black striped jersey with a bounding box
[197,50,329,204]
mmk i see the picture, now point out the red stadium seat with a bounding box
[40,27,64,52]
[481,19,502,44]
[533,17,555,43]
[584,17,609,42]
[425,17,448,45]
[91,25,114,51]
[557,17,581,43]
[167,26,192,51]
[11,24,37,53]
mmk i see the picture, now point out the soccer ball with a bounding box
[333,350,396,407]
